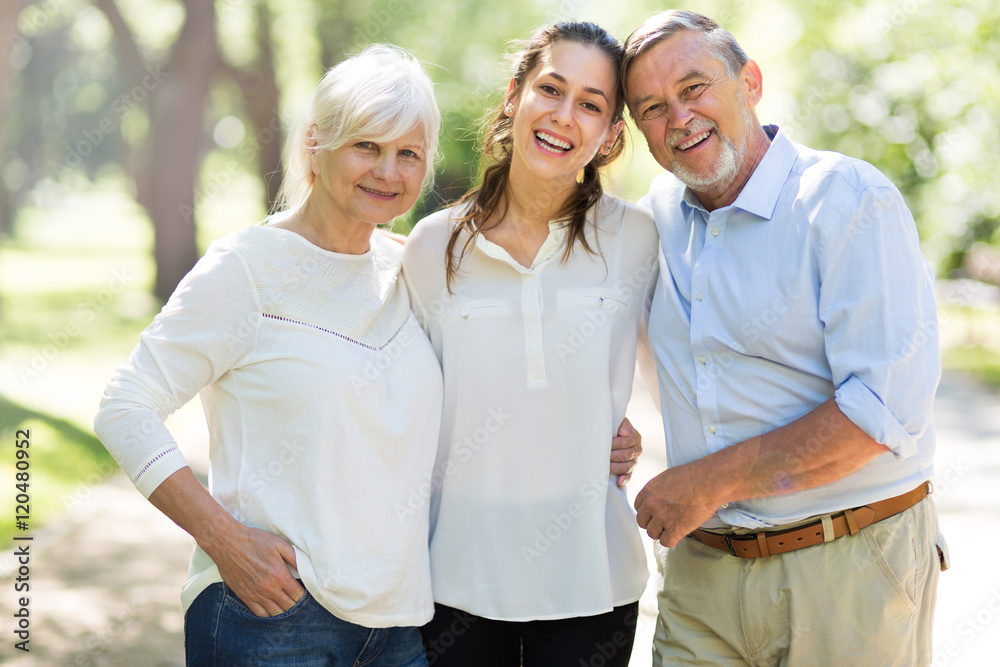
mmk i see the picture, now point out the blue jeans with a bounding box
[185,582,428,666]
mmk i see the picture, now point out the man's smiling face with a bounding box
[626,31,762,204]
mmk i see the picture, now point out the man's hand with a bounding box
[209,522,306,617]
[611,417,642,487]
[633,466,722,546]
[633,400,891,546]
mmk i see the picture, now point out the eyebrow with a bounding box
[628,68,712,109]
[677,69,712,85]
[546,72,610,103]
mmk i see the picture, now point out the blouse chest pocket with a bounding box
[556,289,630,315]
[555,288,631,341]
[552,288,632,366]
[440,299,512,324]
[438,299,514,369]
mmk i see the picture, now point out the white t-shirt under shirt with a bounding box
[403,195,657,621]
[94,225,443,628]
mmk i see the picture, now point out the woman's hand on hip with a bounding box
[147,468,306,617]
[212,522,306,617]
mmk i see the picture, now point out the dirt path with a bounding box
[1,370,997,666]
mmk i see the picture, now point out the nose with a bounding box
[550,96,575,127]
[371,152,400,181]
[666,100,694,129]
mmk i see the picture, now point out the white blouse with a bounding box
[403,195,657,620]
[94,225,443,627]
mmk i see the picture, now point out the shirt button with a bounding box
[461,309,469,320]
[698,356,707,365]
[711,228,720,236]
[708,425,717,434]
[597,296,605,304]
[695,292,703,301]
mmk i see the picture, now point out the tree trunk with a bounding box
[145,0,218,301]
[232,0,282,212]
[0,0,30,236]
[94,0,219,302]
[318,0,355,70]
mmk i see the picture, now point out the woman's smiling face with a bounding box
[309,125,428,229]
[506,40,620,187]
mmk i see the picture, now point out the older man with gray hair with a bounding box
[624,9,946,665]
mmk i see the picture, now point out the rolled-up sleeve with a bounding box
[93,243,259,497]
[820,184,941,459]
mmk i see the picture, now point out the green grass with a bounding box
[1,396,119,548]
[0,174,266,549]
[939,304,1000,389]
[942,345,1000,390]
[0,179,162,549]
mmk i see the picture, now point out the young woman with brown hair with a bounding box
[404,22,658,666]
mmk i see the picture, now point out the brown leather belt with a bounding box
[690,482,930,559]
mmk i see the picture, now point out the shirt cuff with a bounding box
[834,375,917,460]
[132,445,189,499]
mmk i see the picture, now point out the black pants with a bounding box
[421,601,639,667]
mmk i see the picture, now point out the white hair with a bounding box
[274,44,440,214]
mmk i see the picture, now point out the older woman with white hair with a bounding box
[94,45,443,666]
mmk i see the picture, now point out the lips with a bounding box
[359,186,399,199]
[675,128,713,152]
[535,130,574,154]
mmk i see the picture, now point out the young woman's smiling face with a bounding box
[507,40,620,188]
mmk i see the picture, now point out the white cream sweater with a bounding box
[94,225,443,627]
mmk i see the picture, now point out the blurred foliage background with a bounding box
[3,0,999,296]
[0,0,999,545]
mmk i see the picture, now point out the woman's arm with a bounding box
[149,468,304,616]
[95,240,301,616]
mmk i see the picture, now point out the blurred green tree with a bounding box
[2,0,223,300]
[738,0,1000,280]
[4,0,996,297]
[0,0,30,234]
[0,0,550,299]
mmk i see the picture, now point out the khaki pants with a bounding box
[652,497,947,666]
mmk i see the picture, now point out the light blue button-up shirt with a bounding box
[643,126,940,529]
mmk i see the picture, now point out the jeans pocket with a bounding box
[356,627,427,667]
[221,584,311,621]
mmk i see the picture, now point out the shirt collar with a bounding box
[680,125,797,221]
[475,219,569,271]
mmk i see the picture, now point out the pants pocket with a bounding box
[221,583,311,621]
[859,511,920,615]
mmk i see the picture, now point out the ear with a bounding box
[609,119,624,145]
[741,60,764,107]
[600,120,624,154]
[504,78,518,115]
[306,125,321,175]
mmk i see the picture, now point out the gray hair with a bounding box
[275,44,440,214]
[622,10,748,83]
